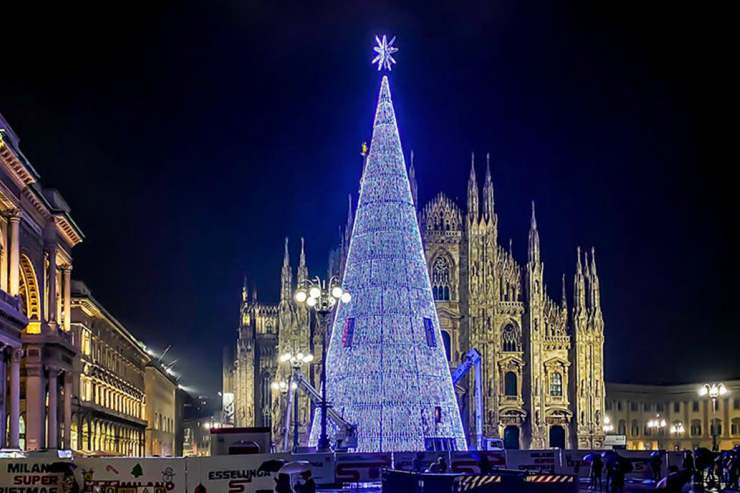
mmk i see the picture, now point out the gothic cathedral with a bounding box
[224,152,606,450]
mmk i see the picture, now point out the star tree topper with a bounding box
[372,34,398,71]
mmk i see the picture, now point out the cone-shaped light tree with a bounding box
[310,75,467,452]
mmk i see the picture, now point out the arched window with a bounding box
[550,372,563,397]
[631,420,640,437]
[502,324,519,352]
[618,420,626,435]
[690,420,702,436]
[432,256,451,301]
[504,372,517,397]
[711,418,722,436]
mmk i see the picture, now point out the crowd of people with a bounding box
[586,447,740,493]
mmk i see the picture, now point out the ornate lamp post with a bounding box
[603,415,614,434]
[277,351,313,452]
[647,415,666,449]
[294,276,350,452]
[670,422,685,450]
[698,382,728,451]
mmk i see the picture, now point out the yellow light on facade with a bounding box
[26,321,41,334]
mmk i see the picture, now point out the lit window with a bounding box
[550,372,563,397]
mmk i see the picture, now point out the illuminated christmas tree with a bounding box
[310,71,467,452]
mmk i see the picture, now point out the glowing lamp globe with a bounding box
[309,287,321,299]
[306,297,317,307]
[304,354,314,363]
[331,286,344,299]
[295,290,307,303]
[340,292,351,304]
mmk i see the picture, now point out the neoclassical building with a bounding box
[70,281,148,455]
[1,113,83,450]
[225,152,607,450]
[605,380,740,451]
[144,362,178,456]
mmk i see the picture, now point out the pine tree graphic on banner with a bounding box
[309,75,467,452]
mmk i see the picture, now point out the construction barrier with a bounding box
[0,456,187,493]
[0,448,692,492]
[505,449,559,473]
[454,474,503,492]
[334,451,392,483]
[522,473,578,493]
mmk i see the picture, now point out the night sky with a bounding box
[1,2,736,395]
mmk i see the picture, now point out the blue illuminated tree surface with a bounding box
[310,76,467,452]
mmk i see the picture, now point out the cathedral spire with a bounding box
[483,152,494,222]
[242,275,248,303]
[297,237,308,285]
[588,247,602,321]
[409,150,418,209]
[280,237,292,302]
[467,152,479,222]
[528,201,540,264]
[561,273,568,311]
[574,246,587,320]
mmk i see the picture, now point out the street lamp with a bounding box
[278,352,312,452]
[294,276,350,452]
[698,382,728,451]
[603,415,614,433]
[647,415,666,449]
[670,422,685,450]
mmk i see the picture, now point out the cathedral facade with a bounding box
[224,153,606,450]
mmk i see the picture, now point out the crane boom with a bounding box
[292,370,358,449]
[451,348,483,449]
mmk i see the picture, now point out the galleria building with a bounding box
[224,152,606,451]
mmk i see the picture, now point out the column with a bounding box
[63,372,72,449]
[62,266,72,331]
[47,369,59,448]
[8,212,20,296]
[24,364,46,450]
[46,247,57,327]
[9,348,21,448]
[0,347,6,448]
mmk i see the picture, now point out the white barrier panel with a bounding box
[76,457,185,492]
[0,458,66,493]
[451,451,507,474]
[289,452,335,485]
[186,454,290,493]
[505,450,559,473]
[558,450,593,477]
[616,451,657,480]
[334,452,392,483]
